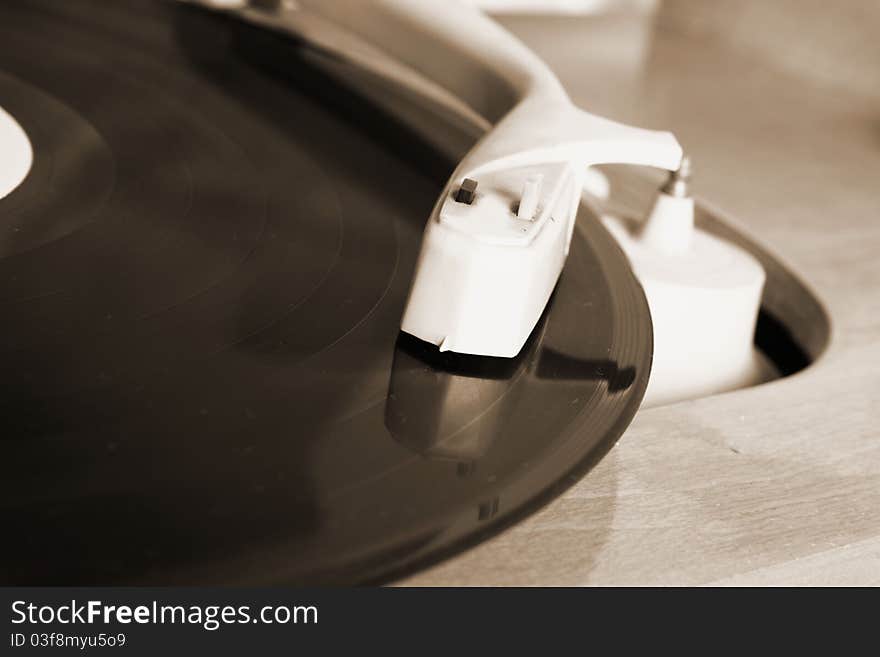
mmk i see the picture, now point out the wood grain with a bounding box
[401,7,880,585]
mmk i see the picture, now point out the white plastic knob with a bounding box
[517,174,543,220]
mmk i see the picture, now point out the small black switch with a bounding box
[455,178,478,205]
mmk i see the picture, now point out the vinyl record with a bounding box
[0,0,652,584]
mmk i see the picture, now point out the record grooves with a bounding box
[0,0,652,584]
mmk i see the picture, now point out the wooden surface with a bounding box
[401,7,880,585]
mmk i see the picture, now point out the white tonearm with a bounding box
[184,0,683,358]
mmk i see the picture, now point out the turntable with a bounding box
[2,0,876,586]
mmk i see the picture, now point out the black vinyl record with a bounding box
[0,0,652,584]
